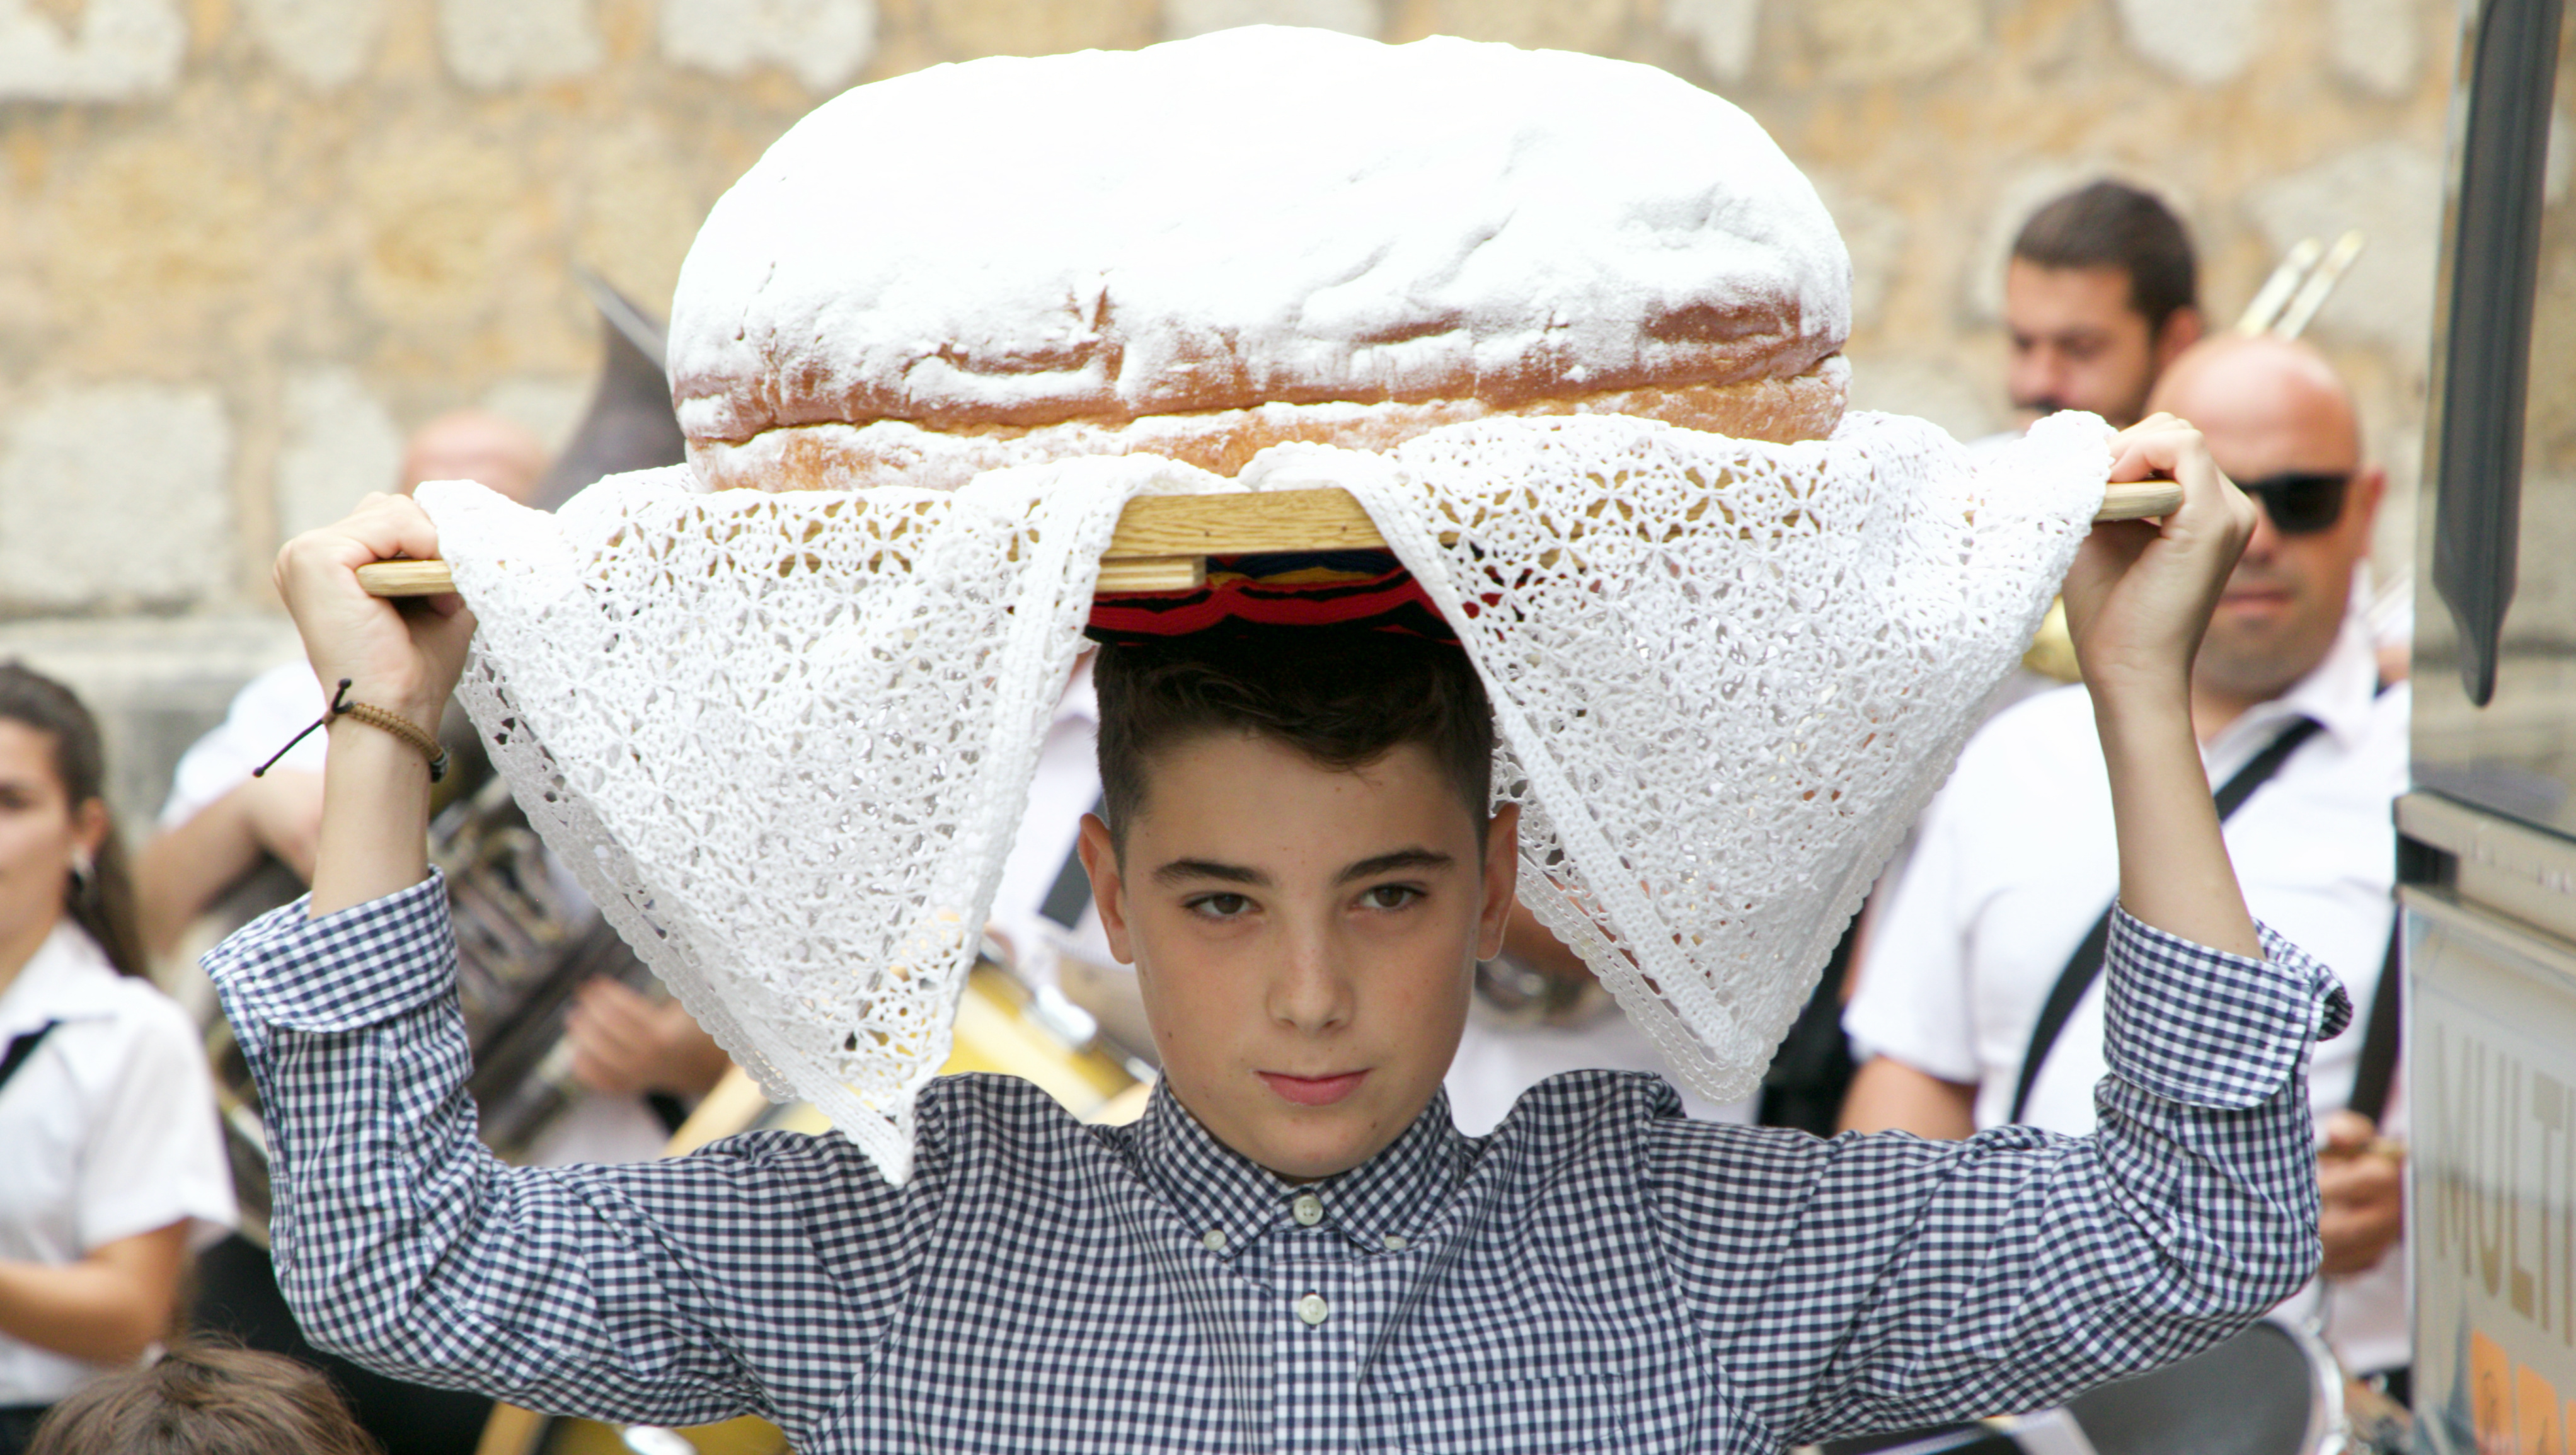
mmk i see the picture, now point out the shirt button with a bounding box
[1382,1234,1407,1251]
[1202,1229,1227,1251]
[1296,1292,1330,1326]
[1291,1193,1324,1226]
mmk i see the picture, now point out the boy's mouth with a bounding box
[1260,1070,1369,1107]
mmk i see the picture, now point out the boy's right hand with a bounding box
[272,493,476,736]
[2058,413,2259,711]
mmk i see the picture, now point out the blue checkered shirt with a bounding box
[209,875,2347,1454]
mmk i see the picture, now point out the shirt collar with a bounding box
[1126,1081,1468,1262]
[2204,613,2383,769]
[0,922,122,1036]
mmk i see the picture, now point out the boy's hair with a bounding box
[28,1341,380,1455]
[1093,627,1495,853]
[2011,179,2199,337]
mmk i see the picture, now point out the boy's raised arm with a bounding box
[2059,414,2263,958]
[1647,425,2349,1439]
[204,500,928,1435]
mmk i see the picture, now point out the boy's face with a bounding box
[1077,732,1518,1180]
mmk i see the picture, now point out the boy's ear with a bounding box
[1076,814,1134,967]
[1476,802,1521,963]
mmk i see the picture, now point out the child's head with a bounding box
[29,1342,379,1455]
[1079,627,1517,1179]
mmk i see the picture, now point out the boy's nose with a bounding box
[1266,926,1354,1033]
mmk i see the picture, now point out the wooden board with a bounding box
[358,480,2185,598]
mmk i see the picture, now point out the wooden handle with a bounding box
[355,559,463,597]
[357,478,2187,598]
[2097,478,2183,520]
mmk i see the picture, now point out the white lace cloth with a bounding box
[420,411,2107,1182]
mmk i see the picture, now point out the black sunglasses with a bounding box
[2235,471,2352,536]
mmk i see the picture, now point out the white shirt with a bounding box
[0,923,236,1403]
[1444,1001,1753,1135]
[1844,616,2410,1373]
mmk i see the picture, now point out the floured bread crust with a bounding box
[670,27,1854,485]
[693,360,1849,493]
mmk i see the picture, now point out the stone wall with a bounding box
[0,0,2530,825]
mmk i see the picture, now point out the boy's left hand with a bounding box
[2059,414,2260,709]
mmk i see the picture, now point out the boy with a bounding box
[28,1342,381,1455]
[219,417,2345,1452]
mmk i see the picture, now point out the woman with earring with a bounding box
[0,665,234,1454]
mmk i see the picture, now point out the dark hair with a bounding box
[1093,628,1495,853]
[0,663,147,977]
[28,1340,381,1455]
[2011,180,2200,337]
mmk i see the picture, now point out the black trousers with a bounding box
[0,1404,49,1455]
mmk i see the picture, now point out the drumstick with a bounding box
[356,478,2189,598]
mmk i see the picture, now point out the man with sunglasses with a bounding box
[1840,334,2411,1396]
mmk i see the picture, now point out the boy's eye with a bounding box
[1189,892,1253,919]
[1360,885,1421,911]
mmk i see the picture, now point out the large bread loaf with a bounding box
[669,26,1853,492]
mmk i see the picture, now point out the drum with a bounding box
[2063,1318,2350,1455]
[1823,1320,2366,1455]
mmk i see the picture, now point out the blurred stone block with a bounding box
[2329,0,2419,98]
[660,0,878,92]
[439,0,602,89]
[0,0,185,101]
[2114,0,2266,88]
[277,367,404,544]
[1163,0,1377,41]
[243,0,386,89]
[1662,0,1759,85]
[1811,176,1908,333]
[926,0,1154,58]
[1805,0,1979,83]
[1394,0,1628,55]
[2247,141,2442,360]
[0,384,234,612]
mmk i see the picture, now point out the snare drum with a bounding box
[1822,1319,2361,1455]
[2064,1317,2350,1455]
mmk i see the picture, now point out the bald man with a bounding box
[398,409,548,505]
[1839,335,2412,1388]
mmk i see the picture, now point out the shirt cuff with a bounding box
[205,871,457,1038]
[2100,908,2353,1110]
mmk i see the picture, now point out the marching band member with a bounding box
[0,667,233,1454]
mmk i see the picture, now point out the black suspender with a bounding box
[2345,924,2404,1127]
[2007,717,2328,1122]
[0,1019,61,1100]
